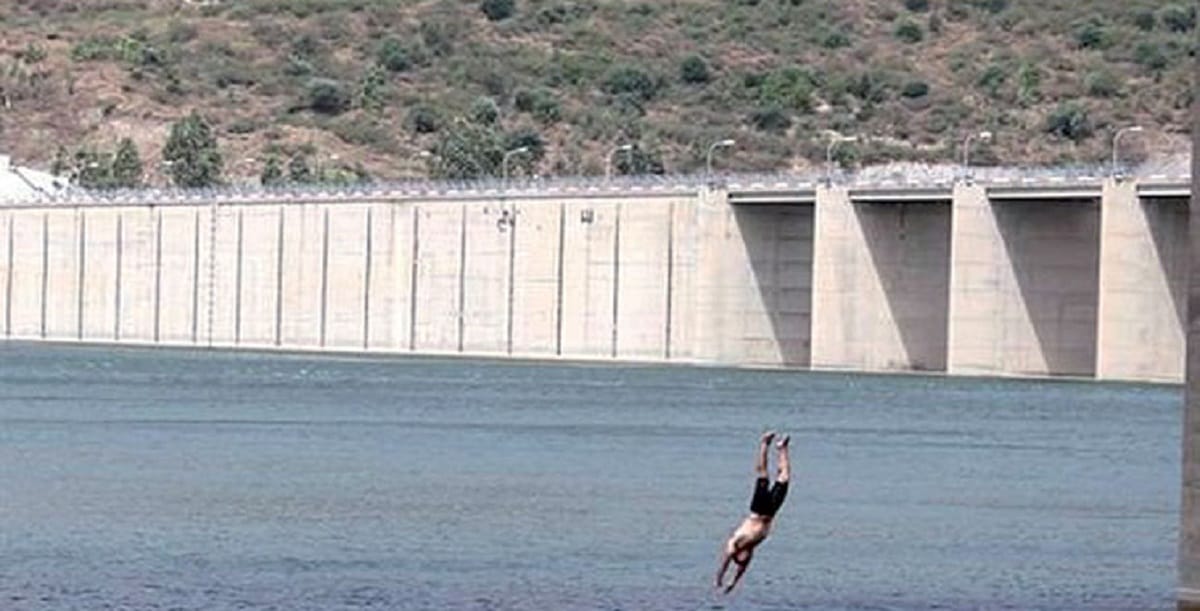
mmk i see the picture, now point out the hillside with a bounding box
[0,0,1193,185]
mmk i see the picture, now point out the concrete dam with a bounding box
[0,172,1189,383]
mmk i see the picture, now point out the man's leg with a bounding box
[757,431,775,477]
[776,434,790,483]
[771,434,791,511]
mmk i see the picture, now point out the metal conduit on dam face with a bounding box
[0,173,1190,384]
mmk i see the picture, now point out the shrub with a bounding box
[1073,18,1112,50]
[894,19,924,43]
[377,37,411,72]
[601,65,658,101]
[306,78,350,114]
[1084,70,1120,98]
[1159,4,1196,33]
[1133,42,1168,71]
[680,55,711,84]
[903,0,929,12]
[821,30,851,49]
[407,106,441,134]
[532,94,561,124]
[749,105,792,132]
[977,64,1006,97]
[480,0,516,21]
[470,96,500,125]
[1044,102,1092,141]
[901,80,930,98]
[1133,9,1156,31]
[759,66,817,111]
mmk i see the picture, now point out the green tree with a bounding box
[162,111,223,188]
[50,146,70,176]
[72,148,113,189]
[288,154,314,183]
[111,138,143,188]
[260,156,284,186]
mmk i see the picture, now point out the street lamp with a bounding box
[502,146,530,187]
[960,130,993,180]
[606,144,634,180]
[824,133,858,185]
[705,139,736,178]
[1111,125,1144,178]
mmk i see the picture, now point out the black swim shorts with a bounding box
[749,477,788,517]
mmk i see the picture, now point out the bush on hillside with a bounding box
[1159,4,1196,33]
[407,106,442,134]
[1073,18,1112,50]
[903,0,929,12]
[1133,10,1156,31]
[976,64,1007,98]
[1044,103,1092,142]
[1084,70,1120,98]
[377,37,412,72]
[306,78,350,115]
[821,29,852,49]
[894,19,923,43]
[601,65,659,101]
[470,96,501,125]
[749,105,792,132]
[481,0,516,21]
[1133,42,1169,71]
[901,80,930,98]
[680,55,711,84]
[758,66,817,111]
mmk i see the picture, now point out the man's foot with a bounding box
[761,430,776,445]
[776,434,790,449]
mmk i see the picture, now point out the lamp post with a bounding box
[825,133,858,185]
[1111,125,1144,178]
[502,146,530,188]
[960,130,993,181]
[606,144,633,180]
[705,139,735,179]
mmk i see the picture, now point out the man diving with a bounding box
[715,430,790,594]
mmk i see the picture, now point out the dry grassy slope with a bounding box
[0,0,1192,183]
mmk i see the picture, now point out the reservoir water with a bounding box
[0,344,1178,610]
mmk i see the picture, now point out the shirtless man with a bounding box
[714,431,790,594]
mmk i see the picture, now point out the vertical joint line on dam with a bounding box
[153,209,162,343]
[665,201,675,360]
[234,209,244,346]
[4,215,11,338]
[363,207,373,351]
[114,214,123,342]
[611,203,622,359]
[39,214,47,338]
[409,206,420,352]
[273,208,284,347]
[505,200,517,355]
[320,207,330,348]
[191,210,199,344]
[206,203,217,348]
[555,203,565,357]
[456,203,467,354]
[76,212,85,340]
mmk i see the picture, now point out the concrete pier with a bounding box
[1179,95,1199,610]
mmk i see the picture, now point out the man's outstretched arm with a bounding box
[724,553,752,593]
[714,550,733,589]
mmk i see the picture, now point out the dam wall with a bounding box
[0,175,1188,382]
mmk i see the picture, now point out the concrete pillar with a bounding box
[1179,87,1200,611]
[812,187,950,372]
[1096,179,1186,382]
